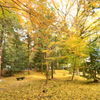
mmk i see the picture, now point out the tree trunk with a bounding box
[41,52,45,74]
[72,69,75,81]
[0,19,4,79]
[45,51,48,84]
[27,33,30,74]
[27,48,30,74]
[83,60,86,76]
[41,61,43,74]
[28,60,30,74]
[51,47,54,78]
[41,45,44,74]
[94,68,98,82]
[72,58,76,81]
[0,47,2,78]
[51,59,53,78]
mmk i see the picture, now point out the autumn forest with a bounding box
[0,0,100,100]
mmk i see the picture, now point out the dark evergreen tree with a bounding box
[83,38,100,82]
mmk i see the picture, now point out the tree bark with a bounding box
[51,59,53,78]
[28,48,30,74]
[41,44,43,74]
[0,47,2,78]
[72,68,75,81]
[45,50,48,84]
[41,59,43,74]
[27,33,30,74]
[0,19,4,79]
[94,67,98,82]
[51,47,54,78]
[72,58,76,80]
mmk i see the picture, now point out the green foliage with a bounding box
[2,32,27,72]
[82,38,100,81]
[1,11,26,72]
[51,7,55,11]
[0,0,100,82]
[33,50,44,69]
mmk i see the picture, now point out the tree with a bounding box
[51,0,100,80]
[83,37,100,82]
[0,18,4,77]
[0,9,21,77]
[0,0,56,81]
[1,0,100,84]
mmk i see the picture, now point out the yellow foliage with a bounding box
[42,50,48,53]
[0,70,100,100]
[48,42,55,48]
[91,1,99,8]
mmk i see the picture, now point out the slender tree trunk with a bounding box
[51,47,53,78]
[27,33,30,74]
[94,68,98,82]
[51,59,53,78]
[72,58,76,80]
[45,50,48,84]
[28,54,30,74]
[53,60,56,74]
[72,68,75,81]
[83,60,86,76]
[0,47,2,79]
[41,44,43,74]
[27,48,30,74]
[41,59,43,74]
[0,19,4,79]
[34,63,36,69]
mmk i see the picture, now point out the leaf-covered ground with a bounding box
[0,70,100,100]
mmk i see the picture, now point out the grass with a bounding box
[0,70,100,100]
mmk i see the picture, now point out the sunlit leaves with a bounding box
[91,1,100,8]
[0,0,56,29]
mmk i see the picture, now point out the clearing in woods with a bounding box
[0,70,100,100]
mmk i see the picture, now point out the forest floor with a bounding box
[0,70,100,100]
